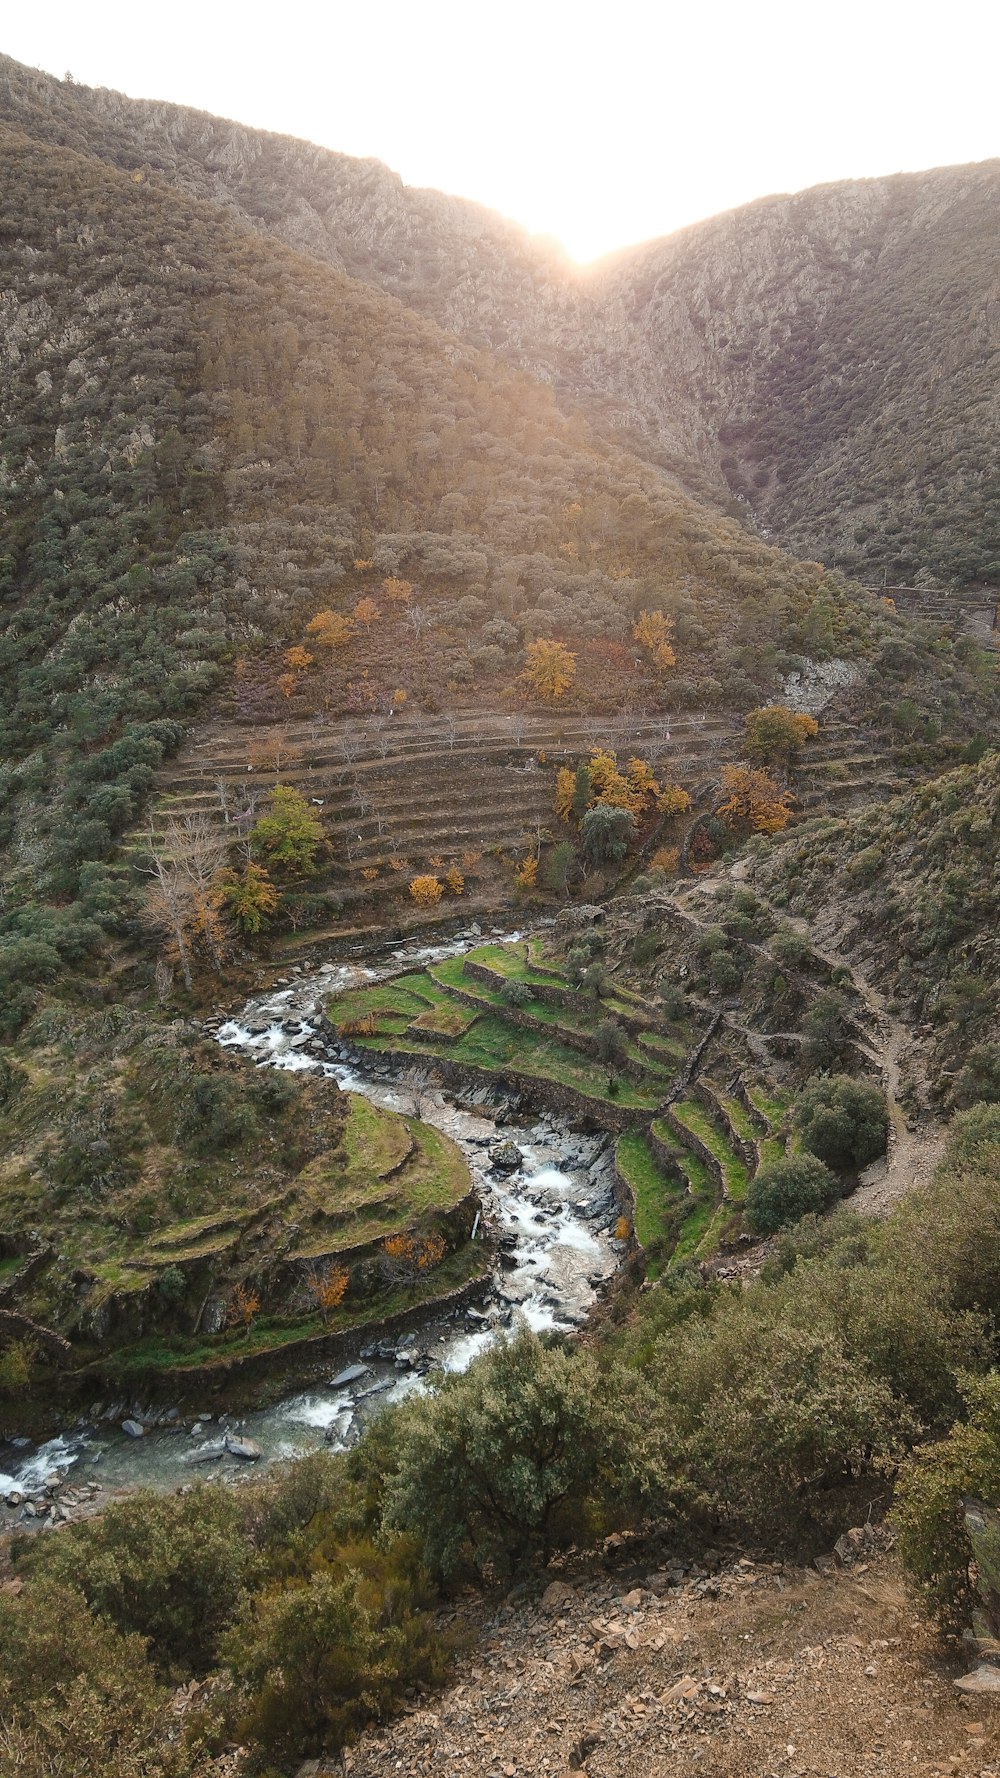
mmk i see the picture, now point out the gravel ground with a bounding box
[333,1549,998,1778]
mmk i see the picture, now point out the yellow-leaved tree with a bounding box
[717,765,793,835]
[306,610,354,649]
[633,609,677,671]
[524,639,576,701]
[409,875,444,907]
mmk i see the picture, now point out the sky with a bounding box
[6,1,1000,262]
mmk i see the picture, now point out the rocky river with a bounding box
[0,928,622,1516]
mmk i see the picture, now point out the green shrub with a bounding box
[501,979,533,1008]
[0,1579,181,1778]
[895,1372,1000,1633]
[745,1153,841,1234]
[354,1329,609,1579]
[594,1018,627,1063]
[26,1485,256,1674]
[794,1074,889,1171]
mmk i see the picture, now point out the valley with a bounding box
[1,46,1000,1778]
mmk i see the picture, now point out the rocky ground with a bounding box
[328,1544,998,1778]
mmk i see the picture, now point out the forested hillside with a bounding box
[3,54,1000,586]
[0,110,880,1005]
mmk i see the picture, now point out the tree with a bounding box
[745,1153,841,1234]
[383,576,413,604]
[514,857,538,890]
[896,1373,1000,1634]
[543,840,577,895]
[409,875,444,907]
[306,609,354,649]
[656,783,691,818]
[249,728,304,777]
[251,786,324,876]
[595,1019,626,1063]
[304,1262,349,1324]
[581,804,635,866]
[524,638,576,701]
[284,645,314,673]
[353,597,380,632]
[444,866,464,896]
[802,989,853,1070]
[744,704,819,767]
[794,1075,889,1172]
[227,1282,261,1335]
[217,862,281,935]
[571,762,592,821]
[554,766,576,822]
[142,814,229,988]
[716,764,793,835]
[371,1329,609,1578]
[633,609,677,670]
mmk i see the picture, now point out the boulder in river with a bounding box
[121,1419,144,1439]
[329,1364,370,1389]
[489,1138,523,1172]
[224,1434,262,1461]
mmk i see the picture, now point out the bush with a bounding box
[26,1485,256,1674]
[224,1560,450,1759]
[501,979,533,1007]
[354,1329,609,1579]
[794,1074,889,1171]
[594,1018,627,1063]
[745,1153,841,1234]
[895,1372,1000,1633]
[0,1579,181,1778]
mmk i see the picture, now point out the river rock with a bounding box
[489,1138,523,1172]
[121,1419,145,1439]
[224,1434,262,1461]
[329,1364,370,1388]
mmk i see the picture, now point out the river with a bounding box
[0,928,621,1502]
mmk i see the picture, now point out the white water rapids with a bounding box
[0,928,621,1499]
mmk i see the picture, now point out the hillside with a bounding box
[754,750,1000,1114]
[3,55,1000,584]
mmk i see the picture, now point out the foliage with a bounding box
[744,704,819,766]
[0,1579,191,1778]
[216,862,280,934]
[251,786,325,876]
[408,874,444,907]
[633,609,677,670]
[717,764,793,835]
[794,1074,889,1171]
[745,1152,841,1233]
[26,1486,255,1674]
[523,638,576,700]
[895,1372,1000,1634]
[581,805,635,865]
[306,609,354,649]
[356,1329,610,1578]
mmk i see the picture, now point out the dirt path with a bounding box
[688,871,947,1217]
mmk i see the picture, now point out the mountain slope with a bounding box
[3,55,1000,586]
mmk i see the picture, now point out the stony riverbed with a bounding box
[0,928,623,1522]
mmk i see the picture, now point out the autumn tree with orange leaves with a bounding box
[353,597,381,632]
[304,1262,349,1324]
[716,765,794,835]
[306,609,354,649]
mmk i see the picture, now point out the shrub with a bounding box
[408,875,444,908]
[26,1485,256,1674]
[895,1372,1000,1633]
[223,1560,450,1759]
[0,1579,178,1778]
[501,979,533,1007]
[595,1018,627,1063]
[355,1329,608,1579]
[745,1153,841,1234]
[794,1074,889,1172]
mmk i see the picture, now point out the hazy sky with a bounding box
[6,1,999,260]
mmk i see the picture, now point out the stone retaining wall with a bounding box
[363,1045,650,1134]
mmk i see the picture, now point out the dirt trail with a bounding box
[686,871,947,1217]
[341,1550,994,1778]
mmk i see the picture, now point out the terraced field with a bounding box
[328,940,795,1275]
[147,709,739,930]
